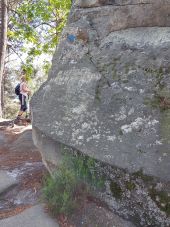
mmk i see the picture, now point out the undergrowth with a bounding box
[42,153,105,216]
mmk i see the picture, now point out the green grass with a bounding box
[42,153,105,216]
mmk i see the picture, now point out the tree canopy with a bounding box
[1,0,71,118]
[8,0,72,76]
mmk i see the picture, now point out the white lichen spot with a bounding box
[139,89,145,94]
[107,135,116,141]
[92,134,100,140]
[111,82,119,88]
[115,114,127,121]
[121,117,144,134]
[121,125,133,134]
[155,140,163,145]
[158,157,162,162]
[70,60,77,64]
[82,122,90,130]
[78,136,83,140]
[148,119,159,126]
[124,86,136,92]
[131,118,144,129]
[128,69,136,75]
[128,107,135,116]
[72,129,81,141]
[163,153,167,157]
[72,104,86,114]
[115,106,127,121]
[57,131,64,136]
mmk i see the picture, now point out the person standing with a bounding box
[16,75,31,120]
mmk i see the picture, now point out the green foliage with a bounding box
[9,0,71,48]
[63,153,105,190]
[42,153,105,216]
[43,167,78,216]
[9,0,72,76]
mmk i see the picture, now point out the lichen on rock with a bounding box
[31,0,170,226]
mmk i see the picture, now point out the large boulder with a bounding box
[32,0,170,180]
[31,0,170,225]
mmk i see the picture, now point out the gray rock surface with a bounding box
[32,19,170,181]
[9,129,38,152]
[0,171,17,194]
[72,0,170,38]
[69,201,136,227]
[31,1,170,226]
[0,204,59,227]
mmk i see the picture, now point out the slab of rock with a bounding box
[31,0,170,226]
[72,0,170,38]
[0,204,59,227]
[9,129,37,152]
[31,0,170,180]
[0,171,18,194]
[31,28,170,181]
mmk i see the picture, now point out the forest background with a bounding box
[0,0,71,118]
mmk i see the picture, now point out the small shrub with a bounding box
[43,166,78,216]
[42,153,105,216]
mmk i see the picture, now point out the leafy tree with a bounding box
[8,0,72,77]
[1,0,71,118]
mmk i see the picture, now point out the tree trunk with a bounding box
[0,0,8,118]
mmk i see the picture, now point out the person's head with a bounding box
[20,75,27,82]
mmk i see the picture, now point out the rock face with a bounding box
[32,0,170,180]
[31,0,170,226]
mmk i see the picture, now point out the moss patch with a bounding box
[132,169,154,183]
[149,188,170,216]
[110,181,123,199]
[125,181,136,191]
[143,94,170,112]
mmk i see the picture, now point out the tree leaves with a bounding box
[9,0,71,76]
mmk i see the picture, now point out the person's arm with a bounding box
[22,83,31,94]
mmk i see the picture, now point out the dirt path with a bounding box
[0,122,47,219]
